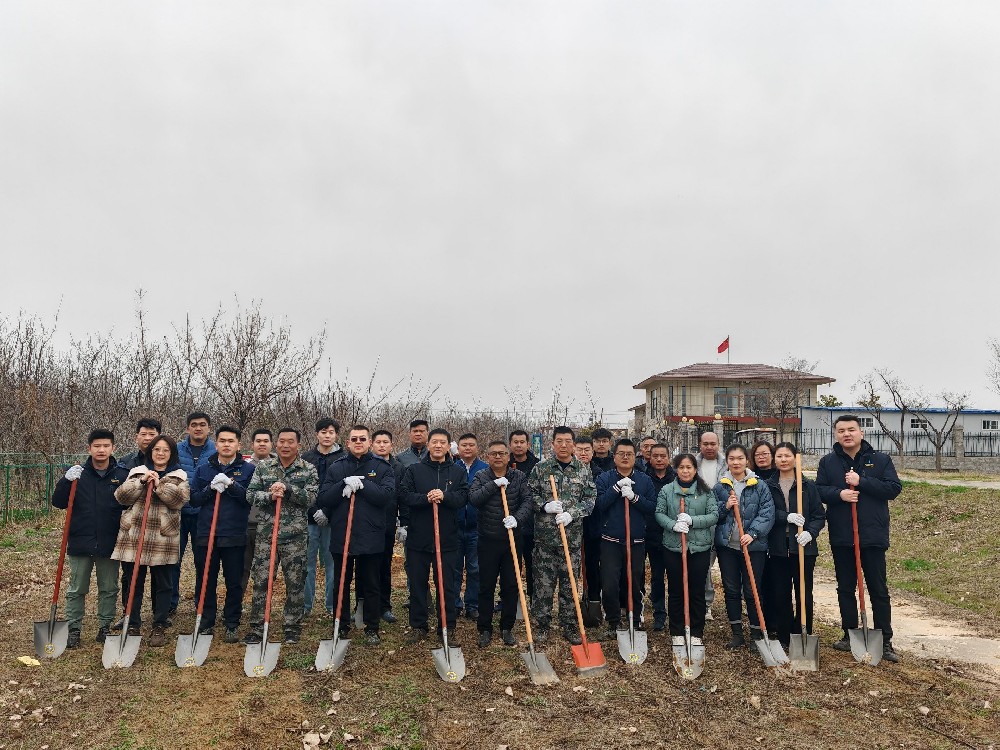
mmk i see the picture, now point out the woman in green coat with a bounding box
[656,453,719,648]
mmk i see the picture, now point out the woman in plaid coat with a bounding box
[113,434,189,646]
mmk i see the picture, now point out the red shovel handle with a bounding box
[849,484,868,615]
[732,500,769,634]
[332,493,356,623]
[679,495,690,627]
[51,479,78,604]
[124,480,156,618]
[623,489,634,618]
[195,491,222,616]
[263,492,282,625]
[432,502,449,631]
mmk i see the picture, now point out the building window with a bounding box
[681,385,687,416]
[650,389,659,419]
[983,420,999,431]
[744,388,768,416]
[714,387,738,416]
[858,417,874,429]
[910,418,929,429]
[667,385,674,417]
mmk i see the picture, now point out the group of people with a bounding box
[52,411,903,665]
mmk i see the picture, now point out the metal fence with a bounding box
[962,432,1000,457]
[726,430,957,458]
[0,454,86,526]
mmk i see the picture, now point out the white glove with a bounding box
[210,473,233,492]
[554,511,572,526]
[614,477,634,490]
[396,526,408,544]
[344,476,364,492]
[673,521,690,534]
[787,512,806,527]
[494,477,509,488]
[543,500,563,514]
[502,515,517,529]
[313,509,328,526]
[796,531,813,546]
[65,465,84,482]
[450,441,459,456]
[342,484,354,498]
[622,486,636,501]
[676,512,693,525]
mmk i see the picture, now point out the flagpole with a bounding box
[728,335,730,364]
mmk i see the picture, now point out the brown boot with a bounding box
[149,625,167,647]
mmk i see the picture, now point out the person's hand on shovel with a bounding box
[144,470,160,488]
[840,484,860,503]
[269,482,285,503]
[65,465,84,482]
[427,489,444,504]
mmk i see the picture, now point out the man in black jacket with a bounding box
[51,429,123,647]
[469,440,533,647]
[815,414,903,663]
[372,429,403,623]
[508,429,539,601]
[310,425,395,643]
[590,427,615,475]
[644,443,677,631]
[398,428,469,643]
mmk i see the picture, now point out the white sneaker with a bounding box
[691,636,703,646]
[705,610,714,621]
[672,636,685,646]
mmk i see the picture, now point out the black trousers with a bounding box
[764,554,818,644]
[333,552,381,632]
[663,549,710,638]
[406,546,458,631]
[193,543,245,630]
[583,537,602,604]
[240,523,257,592]
[645,541,667,621]
[831,545,893,642]
[120,562,172,628]
[379,528,395,612]
[476,536,519,632]
[600,540,645,628]
[516,533,535,599]
[716,545,766,628]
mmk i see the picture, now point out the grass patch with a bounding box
[901,558,933,571]
[282,651,314,670]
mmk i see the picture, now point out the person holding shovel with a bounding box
[189,426,256,644]
[51,429,123,648]
[815,414,902,663]
[469,441,533,647]
[112,435,190,647]
[643,443,677,632]
[713,444,774,650]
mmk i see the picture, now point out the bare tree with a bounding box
[988,338,1000,396]
[854,368,926,468]
[818,394,843,407]
[766,356,818,440]
[913,391,970,470]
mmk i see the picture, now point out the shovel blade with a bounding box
[33,619,68,660]
[849,627,883,666]
[522,649,560,685]
[582,600,602,628]
[617,629,648,665]
[103,632,142,669]
[244,640,281,677]
[752,635,789,667]
[431,645,466,683]
[175,632,212,668]
[571,641,607,676]
[315,636,351,672]
[789,633,820,672]
[672,642,705,680]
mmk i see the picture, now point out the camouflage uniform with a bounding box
[527,457,596,629]
[245,456,318,635]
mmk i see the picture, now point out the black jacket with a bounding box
[311,451,395,556]
[51,458,124,558]
[303,445,344,525]
[469,468,532,540]
[643,464,677,545]
[189,454,255,546]
[398,455,469,553]
[508,451,539,534]
[595,469,657,545]
[591,454,615,476]
[815,440,901,549]
[385,454,403,530]
[765,474,826,557]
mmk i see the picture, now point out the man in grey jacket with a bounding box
[696,431,723,620]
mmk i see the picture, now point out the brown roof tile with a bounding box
[632,363,835,390]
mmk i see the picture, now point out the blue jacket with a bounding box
[51,458,124,558]
[595,469,657,545]
[311,451,396,556]
[189,454,255,546]
[177,437,217,515]
[455,457,488,532]
[713,471,775,553]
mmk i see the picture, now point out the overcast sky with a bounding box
[2,1,999,424]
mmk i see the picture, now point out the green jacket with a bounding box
[655,481,719,554]
[527,456,596,548]
[246,456,318,544]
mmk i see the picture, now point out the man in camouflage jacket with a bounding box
[527,426,596,644]
[243,428,319,643]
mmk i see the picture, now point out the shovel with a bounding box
[501,487,558,685]
[731,497,789,667]
[580,540,602,628]
[316,493,356,672]
[34,478,77,659]
[551,476,607,677]
[617,489,647,665]
[848,484,882,666]
[176,490,221,668]
[244,493,283,677]
[672,494,704,679]
[789,455,820,671]
[431,501,466,682]
[103,481,155,669]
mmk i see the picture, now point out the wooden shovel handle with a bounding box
[263,492,282,625]
[679,495,690,629]
[551,475,590,648]
[432,502,449,631]
[732,501,769,634]
[51,479,78,604]
[795,455,808,632]
[123,480,155,618]
[333,493,356,622]
[195,490,222,616]
[501,486,533,643]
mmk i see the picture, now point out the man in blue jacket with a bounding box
[453,433,487,620]
[174,411,216,614]
[815,414,903,663]
[52,429,123,647]
[189,426,255,643]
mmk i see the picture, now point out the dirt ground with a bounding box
[2,519,999,750]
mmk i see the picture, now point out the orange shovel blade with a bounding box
[571,641,607,676]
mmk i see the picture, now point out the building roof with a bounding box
[633,363,835,390]
[801,405,1000,416]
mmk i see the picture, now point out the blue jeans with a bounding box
[305,523,335,614]
[453,527,479,611]
[171,512,200,610]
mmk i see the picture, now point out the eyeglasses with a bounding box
[349,437,369,443]
[487,451,509,457]
[614,452,635,458]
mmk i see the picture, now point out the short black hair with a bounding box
[136,418,162,433]
[372,429,393,441]
[725,443,750,460]
[186,411,211,426]
[457,433,477,443]
[252,428,272,441]
[509,429,529,441]
[552,426,575,440]
[591,427,613,440]
[276,426,301,442]
[409,419,429,430]
[348,424,371,436]
[613,438,636,454]
[215,425,241,440]
[87,429,115,445]
[487,439,508,450]
[835,414,863,428]
[574,435,593,446]
[650,442,670,454]
[428,427,451,442]
[315,418,341,434]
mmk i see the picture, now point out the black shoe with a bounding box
[127,625,142,637]
[284,630,300,644]
[882,643,901,663]
[96,626,110,643]
[242,631,262,645]
[749,626,764,642]
[466,608,479,621]
[727,625,746,650]
[382,610,397,624]
[478,630,493,648]
[562,625,582,646]
[406,628,428,644]
[168,605,178,617]
[437,630,461,647]
[456,607,464,619]
[224,628,239,643]
[364,630,381,646]
[653,618,666,632]
[832,637,852,652]
[501,629,516,646]
[110,617,124,633]
[67,629,81,649]
[198,626,214,636]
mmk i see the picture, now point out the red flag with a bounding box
[717,336,729,354]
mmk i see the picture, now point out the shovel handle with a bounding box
[623,489,634,621]
[679,495,690,630]
[51,479,78,604]
[732,501,769,634]
[332,493,356,623]
[501,487,533,644]
[263,493,282,626]
[124,480,156,618]
[795,456,808,632]
[195,491,222,616]
[849,487,868,616]
[431,502,449,633]
[551,476,591,649]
